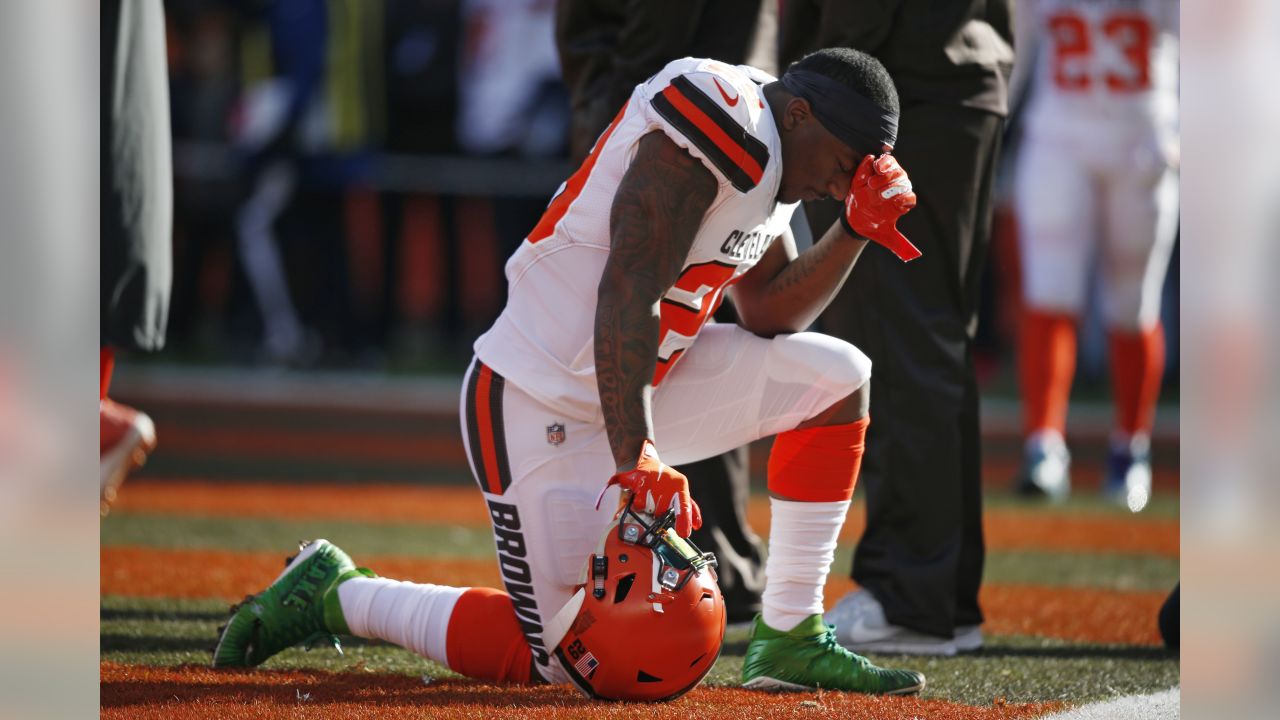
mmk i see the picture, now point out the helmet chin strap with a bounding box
[543,587,586,651]
[649,551,667,613]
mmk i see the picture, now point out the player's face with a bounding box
[776,98,862,204]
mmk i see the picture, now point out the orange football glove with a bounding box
[842,153,921,262]
[597,440,702,537]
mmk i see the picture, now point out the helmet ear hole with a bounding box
[613,573,637,603]
[637,670,663,683]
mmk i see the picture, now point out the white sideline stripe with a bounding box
[113,365,461,414]
[1040,688,1179,720]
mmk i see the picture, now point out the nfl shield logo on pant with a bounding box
[546,422,566,446]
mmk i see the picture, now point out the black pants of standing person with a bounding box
[822,103,1004,638]
[684,443,766,624]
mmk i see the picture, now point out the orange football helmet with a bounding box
[545,502,725,701]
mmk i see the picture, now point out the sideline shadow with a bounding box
[102,608,227,622]
[967,645,1175,661]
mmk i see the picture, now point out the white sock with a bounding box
[1027,428,1066,452]
[336,577,465,664]
[1110,431,1151,456]
[762,498,851,632]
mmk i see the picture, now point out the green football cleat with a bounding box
[741,614,926,694]
[212,539,373,668]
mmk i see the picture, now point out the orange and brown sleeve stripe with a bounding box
[464,360,513,495]
[651,75,770,193]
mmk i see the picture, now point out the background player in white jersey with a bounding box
[215,48,926,697]
[1012,0,1178,510]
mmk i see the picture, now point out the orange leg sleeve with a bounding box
[101,347,115,401]
[1020,309,1077,436]
[444,587,535,685]
[767,417,868,502]
[1109,324,1165,436]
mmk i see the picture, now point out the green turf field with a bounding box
[102,485,1179,712]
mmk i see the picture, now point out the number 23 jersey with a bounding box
[1025,0,1178,138]
[474,57,798,422]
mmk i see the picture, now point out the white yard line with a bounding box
[1041,688,1179,720]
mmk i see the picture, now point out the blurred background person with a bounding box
[554,0,777,625]
[164,2,242,358]
[373,0,463,356]
[231,0,381,366]
[458,0,569,317]
[458,0,566,163]
[101,0,172,514]
[1010,0,1179,513]
[780,0,1014,656]
[557,0,766,161]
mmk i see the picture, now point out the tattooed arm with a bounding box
[596,131,718,470]
[729,220,869,337]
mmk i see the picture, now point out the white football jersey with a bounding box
[474,57,798,422]
[1024,0,1178,138]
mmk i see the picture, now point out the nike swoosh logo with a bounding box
[712,78,739,106]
